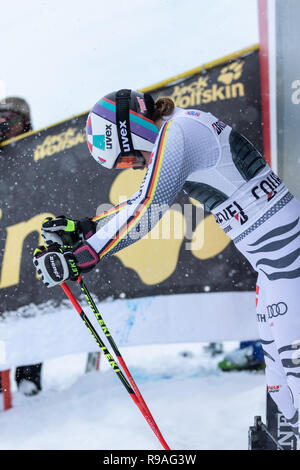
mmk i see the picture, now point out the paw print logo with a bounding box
[218,61,244,85]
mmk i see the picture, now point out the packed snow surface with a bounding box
[1,342,265,450]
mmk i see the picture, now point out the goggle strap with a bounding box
[116,89,135,155]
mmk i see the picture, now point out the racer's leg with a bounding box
[256,276,298,428]
[261,273,300,433]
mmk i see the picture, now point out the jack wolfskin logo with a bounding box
[105,124,112,149]
[169,61,245,108]
[218,61,244,85]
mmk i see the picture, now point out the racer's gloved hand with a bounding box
[41,216,96,248]
[33,242,99,288]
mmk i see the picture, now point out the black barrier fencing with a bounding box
[0,47,261,315]
[248,390,297,450]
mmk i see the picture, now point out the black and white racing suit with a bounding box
[88,107,300,430]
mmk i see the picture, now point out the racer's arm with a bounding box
[87,120,194,260]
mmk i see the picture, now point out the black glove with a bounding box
[41,216,96,248]
[33,241,99,288]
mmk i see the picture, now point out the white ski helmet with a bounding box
[86,89,159,169]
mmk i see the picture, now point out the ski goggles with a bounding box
[114,151,146,170]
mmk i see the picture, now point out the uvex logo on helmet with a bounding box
[119,120,130,152]
[105,124,112,149]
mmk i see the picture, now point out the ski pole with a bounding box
[76,276,169,448]
[60,281,170,450]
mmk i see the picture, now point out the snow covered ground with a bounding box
[1,342,266,450]
[0,292,259,369]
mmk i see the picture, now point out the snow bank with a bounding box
[0,292,258,369]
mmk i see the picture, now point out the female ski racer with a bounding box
[34,89,300,435]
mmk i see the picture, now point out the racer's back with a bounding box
[165,107,288,241]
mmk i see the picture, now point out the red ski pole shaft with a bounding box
[60,281,170,450]
[77,276,170,449]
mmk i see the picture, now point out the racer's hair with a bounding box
[152,97,175,121]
